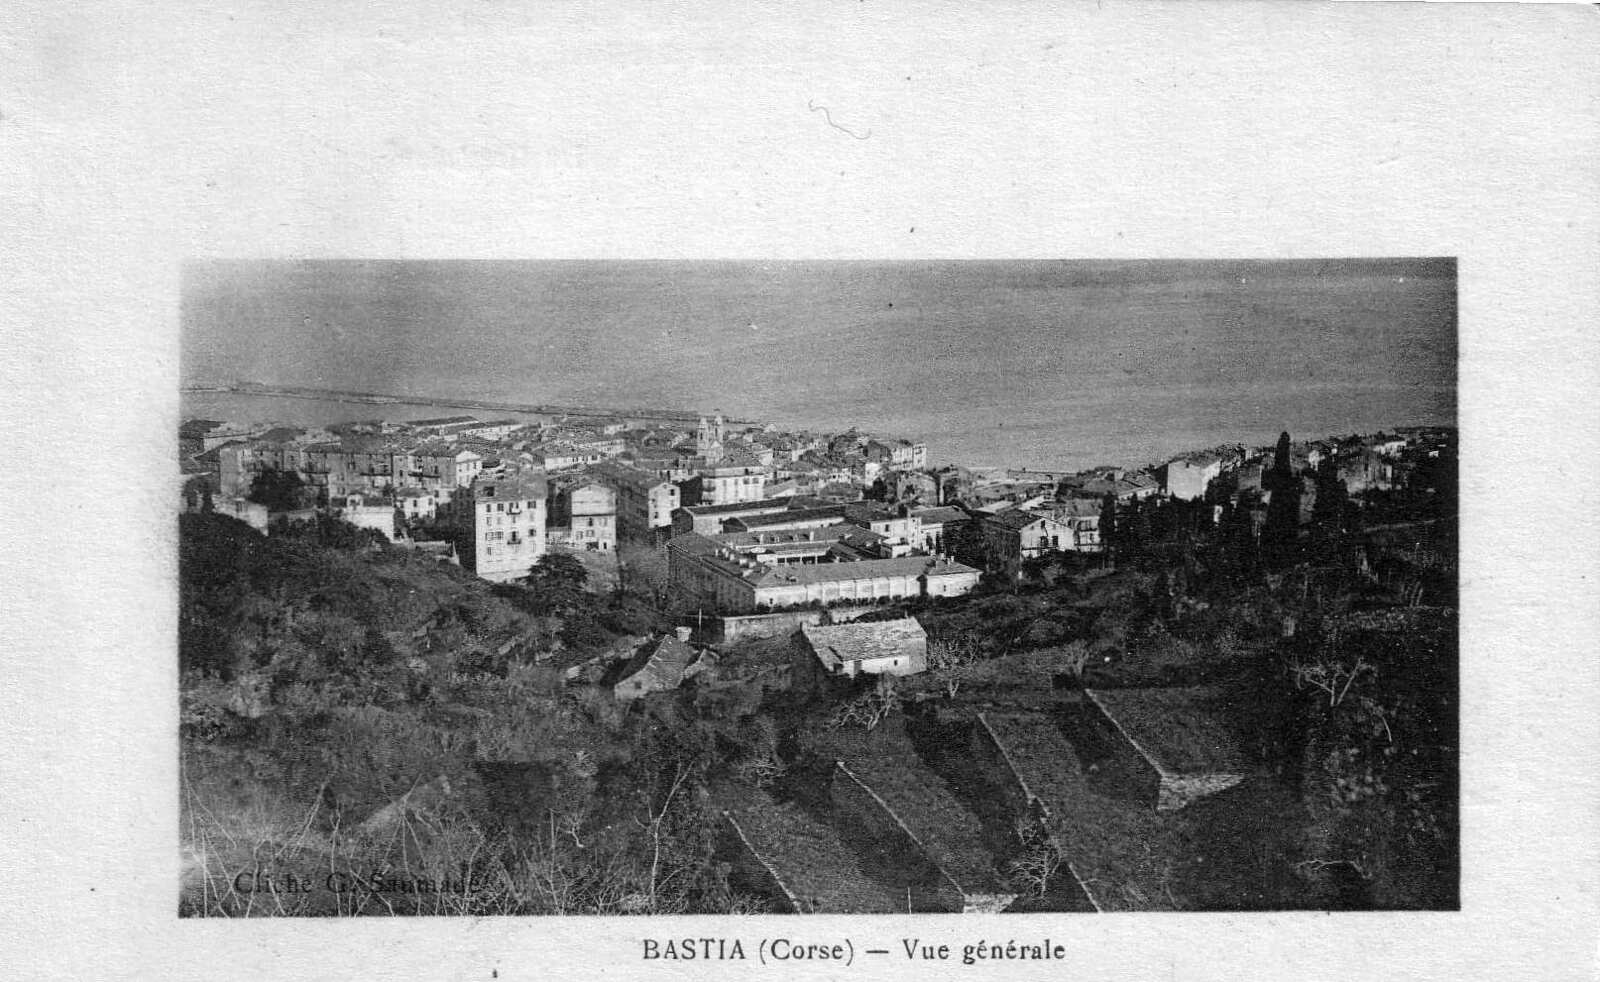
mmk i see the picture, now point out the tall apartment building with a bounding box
[456,466,548,582]
[691,463,768,506]
[592,460,681,545]
[550,479,618,552]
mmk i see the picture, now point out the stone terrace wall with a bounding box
[1156,772,1247,812]
[1069,697,1163,809]
[970,714,1045,825]
[719,812,799,913]
[830,763,965,913]
[707,606,875,643]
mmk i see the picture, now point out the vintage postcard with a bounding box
[4,2,1597,980]
[178,258,1457,920]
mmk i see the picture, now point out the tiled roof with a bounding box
[799,617,926,670]
[911,507,969,526]
[471,467,548,501]
[680,500,790,517]
[748,556,978,588]
[614,634,698,692]
[1053,498,1102,518]
[986,508,1052,531]
[726,506,847,531]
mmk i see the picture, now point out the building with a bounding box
[535,442,607,472]
[394,486,439,522]
[221,439,482,503]
[981,508,1074,574]
[456,466,548,582]
[842,501,919,548]
[1048,498,1104,552]
[688,462,768,506]
[722,505,848,535]
[695,414,728,463]
[674,549,980,613]
[911,505,970,557]
[792,617,928,692]
[209,496,269,532]
[611,628,713,701]
[1165,454,1225,500]
[864,438,928,471]
[408,415,482,438]
[458,419,522,441]
[671,500,793,538]
[339,492,399,542]
[549,479,617,552]
[591,460,682,545]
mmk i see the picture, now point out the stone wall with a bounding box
[970,715,1041,824]
[830,764,964,913]
[719,813,799,913]
[706,606,875,643]
[1070,697,1163,809]
[1156,772,1246,812]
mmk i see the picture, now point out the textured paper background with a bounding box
[1,2,1596,979]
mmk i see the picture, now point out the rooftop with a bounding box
[745,555,978,588]
[910,506,970,526]
[799,617,926,670]
[986,508,1055,531]
[609,633,699,691]
[471,466,548,501]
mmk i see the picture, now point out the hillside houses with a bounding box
[609,628,714,701]
[792,617,929,693]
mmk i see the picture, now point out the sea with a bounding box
[181,259,1456,472]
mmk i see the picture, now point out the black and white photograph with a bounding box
[177,258,1458,916]
[5,2,1596,979]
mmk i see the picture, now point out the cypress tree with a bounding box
[1099,493,1118,566]
[1263,431,1301,568]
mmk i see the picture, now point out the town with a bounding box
[179,405,1457,915]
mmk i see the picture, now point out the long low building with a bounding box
[670,540,980,613]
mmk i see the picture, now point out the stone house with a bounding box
[610,628,713,701]
[791,617,928,694]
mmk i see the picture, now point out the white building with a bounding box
[1165,454,1224,501]
[457,466,548,582]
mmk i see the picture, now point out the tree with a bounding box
[1098,493,1118,567]
[526,553,590,612]
[1006,815,1064,897]
[617,544,670,604]
[927,633,979,698]
[1308,459,1351,563]
[828,676,901,731]
[1263,431,1301,568]
[247,468,307,512]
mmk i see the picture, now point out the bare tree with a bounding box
[927,633,979,698]
[828,676,901,731]
[1006,816,1063,897]
[1287,651,1373,707]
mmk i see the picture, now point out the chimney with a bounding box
[675,626,693,643]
